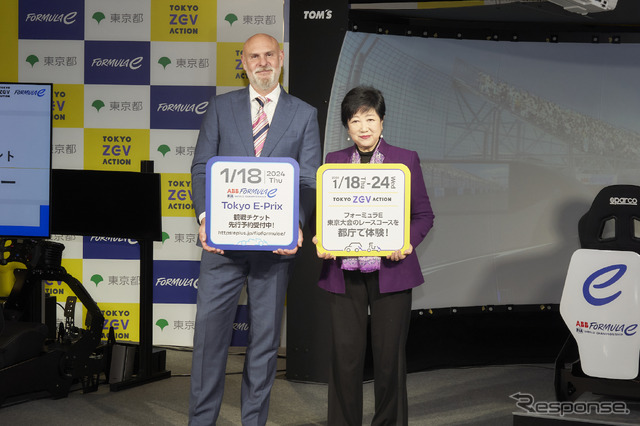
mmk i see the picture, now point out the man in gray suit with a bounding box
[189,33,321,425]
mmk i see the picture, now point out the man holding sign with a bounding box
[189,33,321,426]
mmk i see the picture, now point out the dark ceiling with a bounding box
[349,0,640,42]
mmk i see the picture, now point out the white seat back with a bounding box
[561,248,640,379]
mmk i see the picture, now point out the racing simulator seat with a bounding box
[556,184,640,401]
[0,301,49,374]
[0,239,105,405]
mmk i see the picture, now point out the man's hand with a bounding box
[199,220,224,254]
[273,225,303,255]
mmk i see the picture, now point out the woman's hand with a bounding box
[386,244,413,262]
[312,235,336,260]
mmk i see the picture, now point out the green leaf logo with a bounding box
[92,12,106,24]
[161,232,170,243]
[26,54,39,67]
[92,99,105,112]
[158,56,172,69]
[156,318,169,330]
[90,274,104,286]
[225,13,238,26]
[157,144,171,156]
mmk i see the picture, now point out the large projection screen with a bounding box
[325,32,640,309]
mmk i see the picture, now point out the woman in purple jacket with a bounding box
[314,86,435,425]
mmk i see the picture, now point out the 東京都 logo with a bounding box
[583,264,625,306]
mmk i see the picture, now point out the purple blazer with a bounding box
[317,139,435,294]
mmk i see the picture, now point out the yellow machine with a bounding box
[0,240,27,298]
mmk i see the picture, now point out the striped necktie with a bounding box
[253,96,270,157]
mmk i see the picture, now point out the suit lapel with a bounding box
[260,88,294,157]
[231,87,255,156]
[344,147,356,163]
[376,138,391,162]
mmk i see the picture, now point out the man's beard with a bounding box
[248,65,281,92]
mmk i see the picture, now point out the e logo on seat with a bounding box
[583,264,625,306]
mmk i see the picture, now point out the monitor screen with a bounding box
[0,82,52,238]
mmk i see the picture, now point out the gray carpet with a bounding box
[2,348,640,425]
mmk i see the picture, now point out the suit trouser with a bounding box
[328,270,412,426]
[189,250,293,426]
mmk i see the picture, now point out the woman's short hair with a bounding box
[341,86,386,128]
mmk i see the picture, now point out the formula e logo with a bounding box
[25,11,77,25]
[303,10,332,19]
[583,264,625,306]
[19,1,85,41]
[13,89,47,97]
[610,197,637,205]
[91,57,144,70]
[156,101,208,114]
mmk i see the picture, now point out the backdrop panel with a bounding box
[1,0,289,348]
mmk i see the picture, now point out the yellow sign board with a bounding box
[316,163,411,257]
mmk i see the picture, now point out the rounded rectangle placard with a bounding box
[205,156,299,251]
[316,163,411,257]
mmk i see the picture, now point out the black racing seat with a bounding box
[556,184,640,401]
[578,184,640,254]
[0,303,48,369]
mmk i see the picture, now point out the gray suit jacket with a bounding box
[191,86,321,230]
